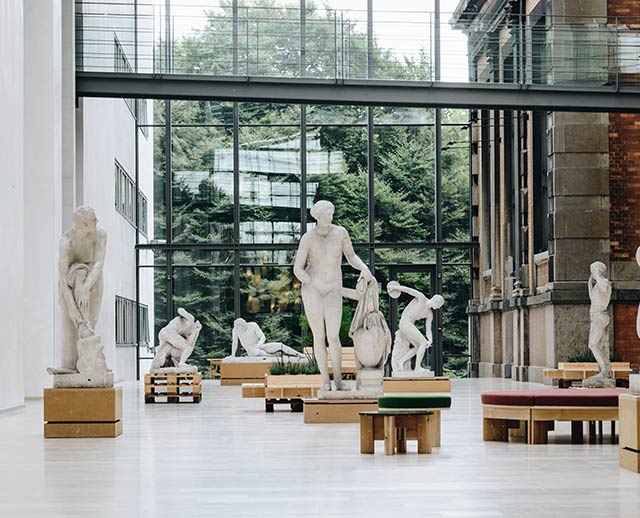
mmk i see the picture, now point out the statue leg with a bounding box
[401,323,429,372]
[150,342,172,371]
[302,284,331,389]
[324,289,346,390]
[589,315,610,377]
[60,310,78,371]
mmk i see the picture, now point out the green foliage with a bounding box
[566,351,623,363]
[269,353,320,375]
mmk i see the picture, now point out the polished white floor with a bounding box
[1,378,639,518]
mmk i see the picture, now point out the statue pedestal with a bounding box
[356,368,384,397]
[630,374,640,395]
[392,369,435,378]
[303,398,378,423]
[44,387,122,438]
[583,377,616,388]
[619,394,640,473]
[383,376,451,393]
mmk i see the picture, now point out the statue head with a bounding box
[73,206,98,235]
[431,294,445,309]
[590,261,607,277]
[234,318,247,330]
[310,200,334,226]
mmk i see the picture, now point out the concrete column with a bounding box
[23,0,63,397]
[0,0,25,411]
[62,0,76,227]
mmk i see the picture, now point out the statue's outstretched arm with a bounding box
[341,230,373,280]
[425,313,434,345]
[255,324,266,347]
[388,281,425,301]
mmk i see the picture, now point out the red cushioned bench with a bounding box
[481,388,628,444]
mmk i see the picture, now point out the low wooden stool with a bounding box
[359,410,433,455]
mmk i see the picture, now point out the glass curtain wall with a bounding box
[137,99,473,377]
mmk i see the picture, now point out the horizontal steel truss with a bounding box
[77,72,640,112]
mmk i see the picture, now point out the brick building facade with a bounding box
[454,0,640,380]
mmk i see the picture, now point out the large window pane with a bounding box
[306,125,369,242]
[172,267,235,366]
[442,264,471,377]
[442,122,471,241]
[373,124,434,242]
[239,265,303,351]
[172,126,234,243]
[239,125,302,244]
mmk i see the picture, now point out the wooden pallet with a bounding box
[144,372,202,404]
[265,398,305,413]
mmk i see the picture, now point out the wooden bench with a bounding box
[544,362,631,388]
[360,411,434,455]
[482,388,627,444]
[264,374,322,412]
[207,358,223,380]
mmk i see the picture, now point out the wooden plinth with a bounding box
[44,387,122,438]
[360,411,433,455]
[144,372,202,403]
[303,398,377,423]
[242,383,265,398]
[220,362,272,385]
[619,394,640,473]
[383,377,451,393]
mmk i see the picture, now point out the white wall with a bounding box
[0,0,25,411]
[80,98,154,381]
[23,0,62,398]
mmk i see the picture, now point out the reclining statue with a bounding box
[230,318,305,359]
[150,308,202,373]
[387,281,444,375]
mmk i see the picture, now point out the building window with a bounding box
[113,35,137,118]
[532,111,549,253]
[115,160,148,236]
[115,296,150,347]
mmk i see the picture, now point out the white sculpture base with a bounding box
[48,371,115,389]
[150,365,198,374]
[630,373,640,395]
[392,369,435,378]
[356,368,384,397]
[583,376,616,389]
[221,356,307,364]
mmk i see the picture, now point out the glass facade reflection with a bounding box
[139,100,473,376]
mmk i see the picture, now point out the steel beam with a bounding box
[77,72,640,112]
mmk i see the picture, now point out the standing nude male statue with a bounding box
[387,281,444,374]
[150,308,202,373]
[58,206,107,371]
[294,200,374,391]
[587,261,612,381]
[230,318,305,358]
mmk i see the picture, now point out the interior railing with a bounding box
[76,1,640,88]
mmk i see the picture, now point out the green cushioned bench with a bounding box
[380,394,451,449]
[378,394,452,410]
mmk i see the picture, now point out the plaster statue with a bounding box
[150,308,202,374]
[348,275,392,396]
[230,318,305,359]
[48,207,113,388]
[294,200,375,392]
[387,281,444,376]
[584,261,614,388]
